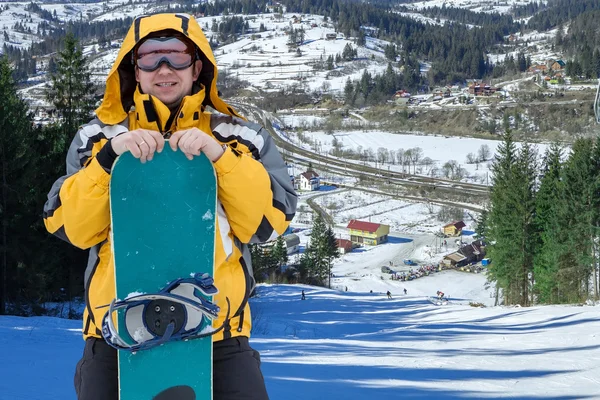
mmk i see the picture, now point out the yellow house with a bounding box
[346,220,390,245]
[443,221,466,237]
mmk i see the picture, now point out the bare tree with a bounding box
[410,147,423,173]
[377,147,389,165]
[442,160,459,179]
[421,157,434,174]
[403,149,413,173]
[356,145,364,161]
[478,144,491,162]
[396,149,405,170]
[365,148,375,163]
[466,152,477,164]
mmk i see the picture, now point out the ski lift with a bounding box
[595,79,600,124]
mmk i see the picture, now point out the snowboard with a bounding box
[109,148,218,400]
[428,297,449,306]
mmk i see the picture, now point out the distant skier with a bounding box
[386,290,392,299]
[437,290,445,300]
[301,290,306,300]
[404,288,407,295]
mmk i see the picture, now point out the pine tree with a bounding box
[271,235,288,280]
[45,32,96,151]
[561,139,598,302]
[344,78,354,106]
[534,144,565,303]
[250,243,271,283]
[0,57,34,314]
[299,213,329,285]
[487,133,519,304]
[513,143,538,306]
[323,226,340,288]
[326,55,334,70]
[475,208,488,239]
[487,133,538,306]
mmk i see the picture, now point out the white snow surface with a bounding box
[2,254,600,399]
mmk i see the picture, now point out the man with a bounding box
[43,13,297,400]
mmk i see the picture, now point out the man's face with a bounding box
[134,35,202,109]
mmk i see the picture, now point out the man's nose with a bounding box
[156,62,174,73]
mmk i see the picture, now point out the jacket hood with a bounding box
[95,13,241,125]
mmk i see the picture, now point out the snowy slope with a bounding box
[2,278,600,400]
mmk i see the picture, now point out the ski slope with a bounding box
[1,271,599,399]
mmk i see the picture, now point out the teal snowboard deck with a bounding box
[110,149,217,400]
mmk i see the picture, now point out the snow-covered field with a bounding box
[279,125,551,184]
[302,188,476,235]
[407,0,539,14]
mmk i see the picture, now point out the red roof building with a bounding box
[346,219,381,233]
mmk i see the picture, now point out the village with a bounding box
[264,166,488,285]
[393,57,570,106]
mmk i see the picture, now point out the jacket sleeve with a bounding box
[43,121,125,249]
[211,116,297,244]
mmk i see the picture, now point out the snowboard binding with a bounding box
[100,273,229,353]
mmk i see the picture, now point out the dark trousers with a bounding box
[74,336,270,400]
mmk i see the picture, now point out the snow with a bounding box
[279,127,550,184]
[211,13,391,94]
[406,0,543,15]
[1,184,598,399]
[1,173,599,398]
[3,271,600,399]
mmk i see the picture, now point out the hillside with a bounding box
[2,0,598,139]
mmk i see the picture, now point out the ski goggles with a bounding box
[134,36,197,72]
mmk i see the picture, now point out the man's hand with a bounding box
[169,128,226,162]
[111,129,165,163]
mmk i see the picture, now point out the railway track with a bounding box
[231,102,490,206]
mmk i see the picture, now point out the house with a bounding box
[359,26,379,37]
[443,252,466,267]
[527,64,548,73]
[443,240,486,267]
[336,238,354,254]
[297,171,320,191]
[286,163,296,187]
[325,33,337,40]
[394,89,411,99]
[432,87,451,98]
[283,234,300,255]
[346,220,390,246]
[260,233,300,255]
[550,59,566,71]
[393,90,411,105]
[468,82,499,96]
[443,221,466,237]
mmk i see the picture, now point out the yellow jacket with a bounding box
[43,13,297,342]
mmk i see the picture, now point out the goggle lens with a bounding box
[135,37,194,72]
